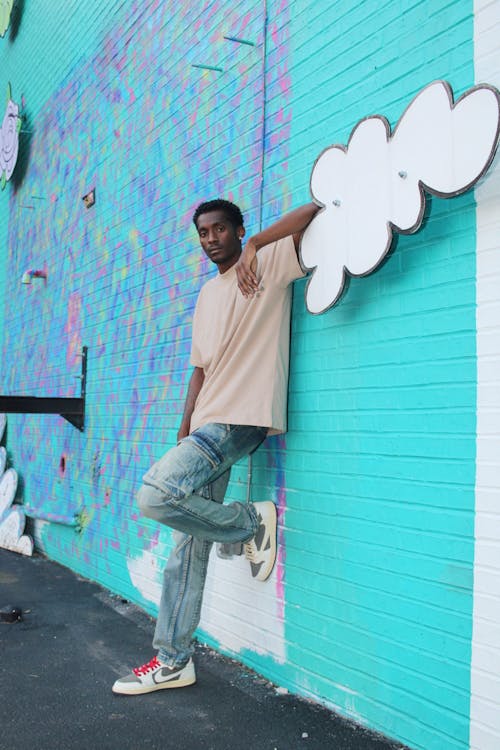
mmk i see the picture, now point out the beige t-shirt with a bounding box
[189,236,305,435]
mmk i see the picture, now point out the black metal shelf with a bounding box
[0,346,87,431]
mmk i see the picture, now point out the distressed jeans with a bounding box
[137,423,268,667]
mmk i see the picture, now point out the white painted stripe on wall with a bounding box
[472,2,500,748]
[201,550,286,663]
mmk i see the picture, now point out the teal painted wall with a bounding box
[0,2,480,750]
[281,2,476,749]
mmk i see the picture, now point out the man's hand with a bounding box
[177,423,190,442]
[235,203,320,298]
[235,240,259,298]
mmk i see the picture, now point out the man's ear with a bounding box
[237,226,246,240]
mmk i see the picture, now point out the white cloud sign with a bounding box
[300,81,500,314]
[0,83,20,189]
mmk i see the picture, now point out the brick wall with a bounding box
[1,2,498,749]
[281,3,477,749]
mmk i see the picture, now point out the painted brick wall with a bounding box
[0,0,277,663]
[1,2,498,750]
[277,4,477,750]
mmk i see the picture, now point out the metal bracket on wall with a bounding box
[0,346,87,431]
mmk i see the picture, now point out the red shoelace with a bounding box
[133,656,161,676]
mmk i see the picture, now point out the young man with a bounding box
[112,199,319,695]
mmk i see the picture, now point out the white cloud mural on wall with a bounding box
[0,83,21,189]
[0,415,33,556]
[300,81,500,314]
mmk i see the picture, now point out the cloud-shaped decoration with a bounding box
[0,505,33,555]
[0,0,13,37]
[0,83,21,189]
[0,467,17,519]
[300,81,500,314]
[0,467,33,556]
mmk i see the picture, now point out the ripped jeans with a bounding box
[137,423,268,667]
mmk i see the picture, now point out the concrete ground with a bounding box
[0,548,410,750]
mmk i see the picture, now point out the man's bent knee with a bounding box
[137,483,174,520]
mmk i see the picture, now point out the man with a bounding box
[112,198,319,695]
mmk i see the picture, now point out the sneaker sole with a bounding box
[112,674,196,695]
[256,503,277,582]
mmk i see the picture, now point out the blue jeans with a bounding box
[137,423,268,666]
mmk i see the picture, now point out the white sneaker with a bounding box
[244,501,277,582]
[112,656,196,695]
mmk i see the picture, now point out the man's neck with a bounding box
[216,251,241,275]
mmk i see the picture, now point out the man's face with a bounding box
[196,210,244,273]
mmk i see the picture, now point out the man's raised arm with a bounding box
[235,202,320,297]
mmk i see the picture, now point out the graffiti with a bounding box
[0,0,290,633]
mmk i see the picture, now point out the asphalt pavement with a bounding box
[0,548,410,750]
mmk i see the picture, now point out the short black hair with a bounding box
[192,199,244,230]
